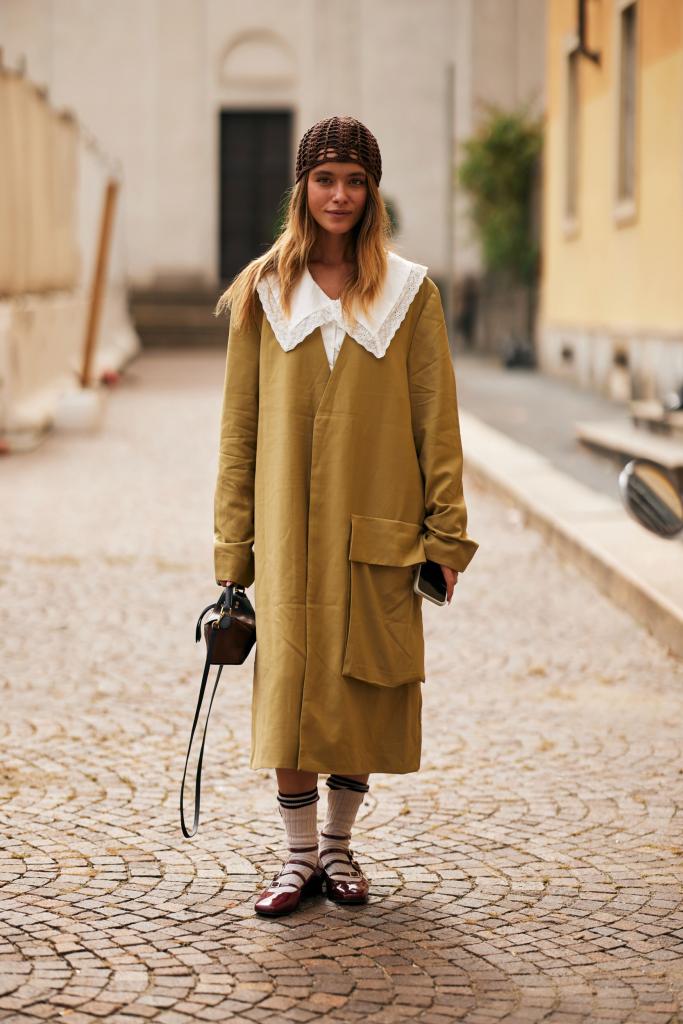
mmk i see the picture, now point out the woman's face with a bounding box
[306,159,368,236]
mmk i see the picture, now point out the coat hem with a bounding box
[249,759,421,774]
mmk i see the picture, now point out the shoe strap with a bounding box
[269,858,318,888]
[320,847,363,876]
[323,862,360,876]
[319,846,354,858]
[270,869,307,888]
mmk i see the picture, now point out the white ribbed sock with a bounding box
[319,774,369,881]
[273,787,320,893]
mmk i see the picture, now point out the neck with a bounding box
[310,230,354,266]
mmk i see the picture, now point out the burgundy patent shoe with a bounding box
[319,847,370,903]
[254,863,324,917]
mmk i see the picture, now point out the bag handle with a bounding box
[194,584,231,641]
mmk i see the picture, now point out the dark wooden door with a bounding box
[219,110,293,282]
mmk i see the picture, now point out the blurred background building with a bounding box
[3,0,683,444]
[541,0,683,402]
[0,0,545,353]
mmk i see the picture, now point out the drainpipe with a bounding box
[577,0,601,64]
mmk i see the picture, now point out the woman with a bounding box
[213,114,479,918]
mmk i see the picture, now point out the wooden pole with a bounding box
[80,178,119,388]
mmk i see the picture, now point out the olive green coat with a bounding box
[213,273,479,774]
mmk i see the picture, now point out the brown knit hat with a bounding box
[295,115,382,185]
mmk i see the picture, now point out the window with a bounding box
[564,43,580,231]
[616,1,638,213]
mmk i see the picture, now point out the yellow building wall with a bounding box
[542,0,683,335]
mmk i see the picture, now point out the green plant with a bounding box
[382,195,400,236]
[458,103,543,286]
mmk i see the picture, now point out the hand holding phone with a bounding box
[413,559,449,606]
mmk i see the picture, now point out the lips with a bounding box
[327,210,351,216]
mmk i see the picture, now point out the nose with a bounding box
[332,182,349,203]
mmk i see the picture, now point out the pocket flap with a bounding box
[349,514,426,567]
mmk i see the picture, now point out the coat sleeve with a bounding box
[213,302,261,586]
[407,278,479,573]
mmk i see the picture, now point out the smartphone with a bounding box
[413,559,448,606]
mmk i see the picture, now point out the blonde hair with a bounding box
[214,171,393,332]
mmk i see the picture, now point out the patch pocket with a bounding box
[341,514,426,687]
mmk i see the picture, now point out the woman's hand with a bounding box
[440,566,459,604]
[217,579,233,587]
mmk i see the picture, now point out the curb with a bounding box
[459,410,683,660]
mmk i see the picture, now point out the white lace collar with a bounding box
[255,249,428,360]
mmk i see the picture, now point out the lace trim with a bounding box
[345,263,428,358]
[256,275,337,352]
[256,263,428,360]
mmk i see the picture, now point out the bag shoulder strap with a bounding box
[180,626,222,838]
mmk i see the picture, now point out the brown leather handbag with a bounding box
[180,583,256,838]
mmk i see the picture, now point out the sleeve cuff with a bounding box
[423,533,479,573]
[214,541,254,587]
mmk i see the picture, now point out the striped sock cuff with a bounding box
[277,786,320,809]
[326,774,369,794]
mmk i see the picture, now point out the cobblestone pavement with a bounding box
[1,349,683,1024]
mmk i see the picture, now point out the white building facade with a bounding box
[1,0,545,294]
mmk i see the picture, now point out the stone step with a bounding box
[629,399,683,437]
[128,287,228,347]
[133,326,227,348]
[575,419,683,471]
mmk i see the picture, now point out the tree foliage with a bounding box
[458,104,543,285]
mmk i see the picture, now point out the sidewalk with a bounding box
[455,352,683,658]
